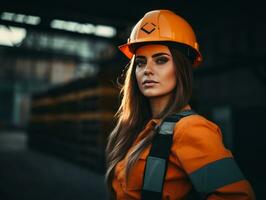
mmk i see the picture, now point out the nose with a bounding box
[144,61,153,76]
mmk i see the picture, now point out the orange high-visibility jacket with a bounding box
[112,107,256,200]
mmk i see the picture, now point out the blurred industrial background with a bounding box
[0,0,265,199]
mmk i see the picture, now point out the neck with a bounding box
[149,93,173,118]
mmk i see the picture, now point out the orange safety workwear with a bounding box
[112,105,255,200]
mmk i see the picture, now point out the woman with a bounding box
[105,10,255,200]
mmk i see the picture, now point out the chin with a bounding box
[141,89,173,99]
[142,92,161,98]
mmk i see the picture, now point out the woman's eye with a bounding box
[135,60,146,67]
[156,57,169,64]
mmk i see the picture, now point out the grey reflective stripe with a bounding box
[159,122,176,135]
[178,110,196,117]
[189,157,245,195]
[143,156,166,192]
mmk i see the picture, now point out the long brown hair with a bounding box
[105,45,193,199]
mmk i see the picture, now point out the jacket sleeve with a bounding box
[172,115,256,200]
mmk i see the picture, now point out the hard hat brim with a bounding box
[118,41,202,67]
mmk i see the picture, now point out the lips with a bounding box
[142,80,159,85]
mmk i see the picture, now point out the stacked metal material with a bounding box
[28,77,118,173]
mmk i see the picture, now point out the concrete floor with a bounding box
[0,131,108,200]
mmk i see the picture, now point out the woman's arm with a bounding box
[173,115,256,199]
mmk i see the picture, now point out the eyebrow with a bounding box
[135,52,170,59]
[152,53,170,58]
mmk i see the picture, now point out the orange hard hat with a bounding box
[119,10,202,67]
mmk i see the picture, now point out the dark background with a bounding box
[0,0,265,199]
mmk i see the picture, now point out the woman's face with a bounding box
[135,44,176,99]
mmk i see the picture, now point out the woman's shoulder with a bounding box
[176,113,219,130]
[173,113,222,142]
